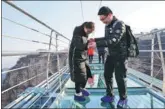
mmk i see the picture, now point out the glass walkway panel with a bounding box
[49,57,165,108]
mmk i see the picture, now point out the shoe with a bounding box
[74,94,85,102]
[81,88,91,96]
[101,101,115,108]
[101,95,114,102]
[117,99,128,108]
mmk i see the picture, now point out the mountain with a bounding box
[2,52,68,107]
[2,68,9,83]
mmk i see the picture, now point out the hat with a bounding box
[98,6,113,15]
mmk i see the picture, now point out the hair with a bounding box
[98,6,113,16]
[83,21,95,29]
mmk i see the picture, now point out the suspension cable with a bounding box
[2,17,51,38]
[2,35,56,46]
[98,0,102,9]
[80,0,84,22]
[3,1,70,41]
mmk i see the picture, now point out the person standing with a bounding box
[69,22,95,102]
[97,47,105,64]
[89,6,128,108]
[88,45,95,64]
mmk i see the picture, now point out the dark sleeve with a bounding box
[95,21,126,47]
[95,37,108,47]
[72,36,88,50]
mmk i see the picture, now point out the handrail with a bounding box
[3,1,70,41]
[2,50,68,56]
[137,28,165,38]
[3,66,68,108]
[139,50,165,52]
[2,35,56,46]
[2,58,65,75]
[2,72,45,94]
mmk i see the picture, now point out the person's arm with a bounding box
[95,21,126,47]
[72,36,88,50]
[95,37,108,47]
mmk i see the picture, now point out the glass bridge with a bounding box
[2,1,165,108]
[4,56,165,108]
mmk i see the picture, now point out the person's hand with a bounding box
[88,38,96,48]
[89,38,95,42]
[93,41,96,48]
[88,41,96,48]
[88,75,94,85]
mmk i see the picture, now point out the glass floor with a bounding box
[65,74,143,89]
[53,88,165,108]
[55,58,165,108]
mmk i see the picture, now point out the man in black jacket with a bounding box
[69,22,95,102]
[89,6,128,108]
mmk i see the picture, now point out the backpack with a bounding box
[125,25,139,57]
[112,21,139,57]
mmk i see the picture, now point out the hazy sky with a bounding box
[2,1,165,68]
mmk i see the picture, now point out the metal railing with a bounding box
[128,29,165,94]
[2,1,70,107]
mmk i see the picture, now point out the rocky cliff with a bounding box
[2,52,68,107]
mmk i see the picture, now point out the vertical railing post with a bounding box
[56,34,61,92]
[46,30,53,90]
[157,32,165,94]
[150,35,154,88]
[67,41,71,66]
[150,95,153,108]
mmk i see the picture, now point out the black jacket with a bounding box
[69,24,92,82]
[95,16,128,58]
[97,47,105,54]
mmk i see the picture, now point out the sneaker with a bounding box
[81,88,91,96]
[101,101,115,108]
[117,99,128,108]
[74,94,85,102]
[101,95,114,102]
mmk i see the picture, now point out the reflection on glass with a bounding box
[55,89,165,108]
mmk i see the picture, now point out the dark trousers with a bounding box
[89,55,93,63]
[75,81,87,93]
[98,53,105,64]
[104,55,128,100]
